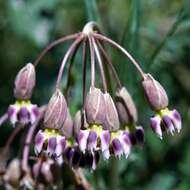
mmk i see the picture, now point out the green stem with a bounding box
[109,158,119,190]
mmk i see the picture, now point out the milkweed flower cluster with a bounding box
[0,22,182,189]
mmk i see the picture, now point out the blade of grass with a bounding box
[150,6,187,65]
[121,0,141,56]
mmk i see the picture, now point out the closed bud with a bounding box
[44,89,67,129]
[142,74,168,111]
[60,109,73,138]
[85,87,106,125]
[115,87,138,125]
[103,93,120,131]
[33,157,61,185]
[14,63,36,100]
[3,159,21,188]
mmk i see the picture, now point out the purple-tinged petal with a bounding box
[65,147,75,165]
[92,152,100,170]
[55,136,66,157]
[150,116,162,139]
[56,156,64,165]
[34,130,45,155]
[120,133,131,158]
[100,130,110,160]
[162,115,175,135]
[29,105,39,124]
[135,126,144,145]
[123,131,135,146]
[170,109,182,133]
[77,130,89,153]
[87,131,98,153]
[18,107,30,125]
[47,137,57,157]
[112,138,123,158]
[8,105,18,126]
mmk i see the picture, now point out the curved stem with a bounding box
[82,39,87,106]
[93,33,145,79]
[0,113,8,127]
[65,41,82,100]
[56,35,84,89]
[91,36,108,92]
[1,124,23,157]
[88,35,96,88]
[96,39,122,89]
[33,33,81,66]
[21,106,46,172]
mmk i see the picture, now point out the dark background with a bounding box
[0,0,190,190]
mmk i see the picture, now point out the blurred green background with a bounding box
[0,0,190,190]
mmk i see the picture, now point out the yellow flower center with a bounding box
[44,128,60,139]
[156,107,171,117]
[89,124,103,136]
[15,100,31,108]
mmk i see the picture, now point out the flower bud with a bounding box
[142,74,168,111]
[103,93,120,131]
[85,87,106,125]
[33,157,61,185]
[44,89,67,129]
[14,63,36,100]
[60,109,73,138]
[115,87,138,125]
[3,159,21,188]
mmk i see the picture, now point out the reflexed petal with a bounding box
[18,107,30,125]
[34,130,45,155]
[170,109,182,133]
[56,156,64,165]
[47,137,57,156]
[92,152,100,170]
[65,147,75,165]
[162,115,175,135]
[77,130,89,153]
[55,136,66,157]
[112,138,123,158]
[120,133,131,158]
[100,130,110,160]
[8,105,19,126]
[87,131,98,153]
[150,116,162,139]
[29,105,39,124]
[135,126,144,145]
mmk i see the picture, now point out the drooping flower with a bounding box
[115,87,145,146]
[34,129,66,159]
[7,63,39,127]
[142,74,182,138]
[150,108,181,139]
[8,100,39,126]
[33,156,61,185]
[35,89,75,164]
